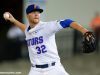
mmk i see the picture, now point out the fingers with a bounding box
[3,12,12,21]
[3,12,15,23]
[86,34,91,41]
[86,34,95,42]
[3,12,13,19]
[86,36,89,41]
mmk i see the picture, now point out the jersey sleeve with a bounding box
[46,19,74,34]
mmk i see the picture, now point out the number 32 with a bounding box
[36,45,47,54]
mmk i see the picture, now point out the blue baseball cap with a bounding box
[26,4,43,14]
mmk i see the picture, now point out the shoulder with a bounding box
[44,20,59,25]
[41,20,64,28]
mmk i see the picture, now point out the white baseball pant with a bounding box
[28,62,69,75]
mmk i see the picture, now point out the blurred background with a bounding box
[0,0,100,75]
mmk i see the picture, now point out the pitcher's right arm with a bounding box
[3,12,26,32]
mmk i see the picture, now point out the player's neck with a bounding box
[29,21,39,28]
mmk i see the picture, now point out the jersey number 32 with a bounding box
[36,45,47,54]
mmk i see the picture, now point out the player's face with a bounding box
[27,11,40,24]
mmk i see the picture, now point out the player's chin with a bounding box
[33,19,39,24]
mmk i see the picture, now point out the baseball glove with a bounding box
[82,31,96,53]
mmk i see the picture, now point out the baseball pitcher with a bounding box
[3,4,96,75]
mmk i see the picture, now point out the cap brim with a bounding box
[33,9,43,13]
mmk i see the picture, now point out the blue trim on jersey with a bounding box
[27,26,31,31]
[60,19,74,28]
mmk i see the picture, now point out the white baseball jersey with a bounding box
[25,20,68,65]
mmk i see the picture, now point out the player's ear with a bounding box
[26,14,29,19]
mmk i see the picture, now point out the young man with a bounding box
[4,4,95,75]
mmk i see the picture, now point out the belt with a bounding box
[32,62,55,68]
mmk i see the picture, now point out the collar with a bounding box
[27,26,31,31]
[27,21,44,32]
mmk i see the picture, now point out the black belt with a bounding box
[32,62,55,68]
